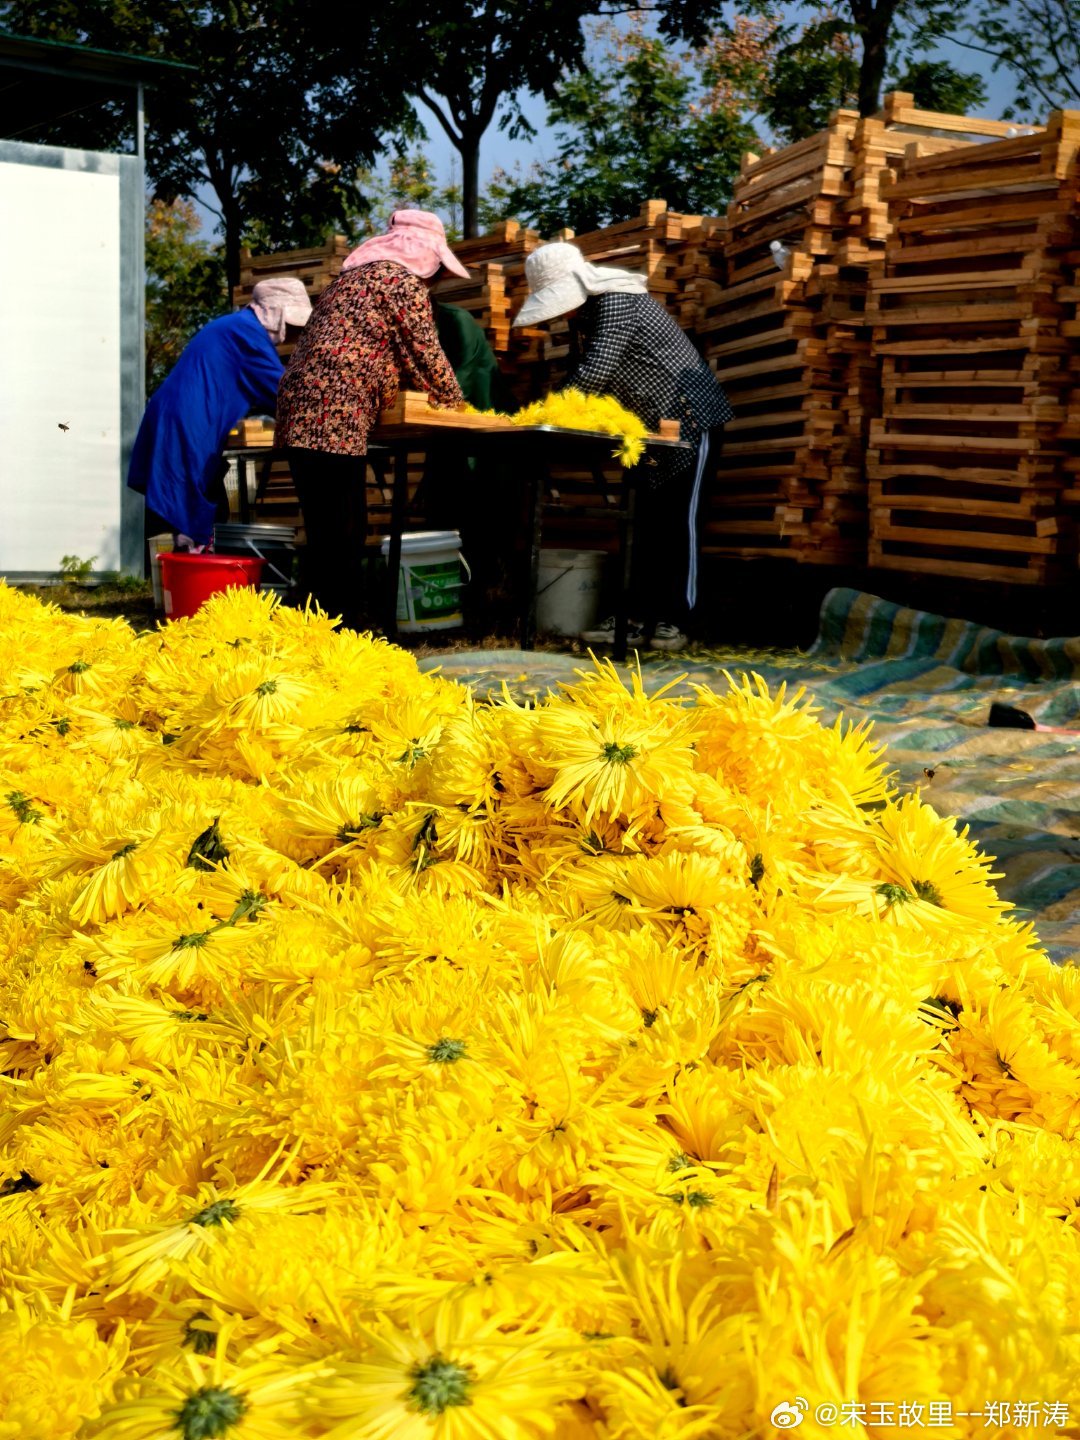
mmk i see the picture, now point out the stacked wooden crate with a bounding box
[695,97,1026,567]
[235,235,352,309]
[1060,246,1080,500]
[432,219,542,363]
[867,112,1080,585]
[696,112,861,561]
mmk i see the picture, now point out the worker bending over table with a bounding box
[513,242,733,651]
[275,209,466,629]
[127,278,311,550]
[424,302,520,629]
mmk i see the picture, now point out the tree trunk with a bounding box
[854,0,896,116]
[461,135,481,239]
[222,199,243,302]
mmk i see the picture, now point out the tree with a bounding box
[491,21,760,235]
[892,57,987,112]
[948,0,1080,115]
[343,0,730,239]
[144,199,225,393]
[727,0,988,121]
[730,14,861,142]
[0,0,418,291]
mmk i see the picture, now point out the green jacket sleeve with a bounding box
[435,304,517,414]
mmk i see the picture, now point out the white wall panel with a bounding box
[0,142,143,578]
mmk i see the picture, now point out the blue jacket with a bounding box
[128,308,283,542]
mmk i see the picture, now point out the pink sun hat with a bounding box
[341,209,471,281]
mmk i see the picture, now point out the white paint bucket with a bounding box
[537,549,606,637]
[148,534,173,611]
[380,530,471,632]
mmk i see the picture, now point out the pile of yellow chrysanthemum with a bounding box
[2,580,1079,1440]
[466,389,649,466]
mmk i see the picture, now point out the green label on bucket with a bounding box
[397,560,462,622]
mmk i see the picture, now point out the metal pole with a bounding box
[136,81,145,159]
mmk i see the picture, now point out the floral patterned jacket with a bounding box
[276,260,463,455]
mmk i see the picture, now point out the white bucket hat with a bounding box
[513,241,648,327]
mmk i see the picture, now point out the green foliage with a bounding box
[357,0,730,234]
[145,200,226,395]
[892,58,987,112]
[753,15,860,141]
[101,572,153,594]
[0,0,418,285]
[58,556,97,582]
[730,0,991,126]
[361,149,465,243]
[490,22,760,236]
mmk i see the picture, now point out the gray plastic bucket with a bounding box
[214,522,296,594]
[536,550,605,637]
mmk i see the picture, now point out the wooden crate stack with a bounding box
[235,235,352,307]
[697,112,860,561]
[867,111,1080,585]
[696,96,1026,566]
[433,219,543,363]
[1060,244,1080,503]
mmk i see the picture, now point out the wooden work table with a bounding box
[369,415,690,660]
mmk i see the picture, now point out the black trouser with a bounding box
[629,465,696,636]
[286,448,367,630]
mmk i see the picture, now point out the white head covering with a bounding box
[513,241,648,327]
[249,278,312,344]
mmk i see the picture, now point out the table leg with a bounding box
[613,466,637,664]
[384,443,410,640]
[238,457,251,523]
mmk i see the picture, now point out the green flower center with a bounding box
[6,791,43,825]
[601,741,637,765]
[749,852,765,888]
[336,814,382,843]
[876,882,912,906]
[68,659,91,674]
[172,1385,247,1440]
[666,1189,712,1208]
[427,1038,467,1064]
[182,1311,218,1356]
[408,1356,474,1414]
[255,679,278,696]
[190,1197,240,1228]
[113,717,135,730]
[667,1151,691,1172]
[397,741,429,768]
[913,879,944,907]
[112,842,137,860]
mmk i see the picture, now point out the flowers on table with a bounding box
[464,388,650,467]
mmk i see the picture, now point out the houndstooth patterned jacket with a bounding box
[569,293,733,483]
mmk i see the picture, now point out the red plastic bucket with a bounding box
[159,552,264,619]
